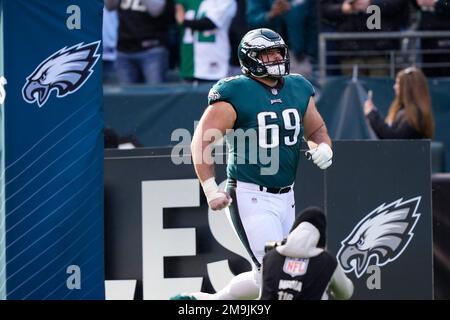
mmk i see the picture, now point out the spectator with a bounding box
[364,67,434,139]
[228,0,251,76]
[260,207,354,300]
[319,1,342,76]
[247,0,319,79]
[175,0,237,82]
[103,128,144,149]
[102,7,119,84]
[105,0,175,84]
[320,0,410,77]
[104,128,120,148]
[414,0,450,77]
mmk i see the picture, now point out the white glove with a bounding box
[202,177,232,211]
[306,143,333,170]
[0,76,6,105]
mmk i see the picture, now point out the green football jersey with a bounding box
[208,74,315,188]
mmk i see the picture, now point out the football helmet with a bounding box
[238,28,290,78]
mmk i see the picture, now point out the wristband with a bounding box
[202,177,225,203]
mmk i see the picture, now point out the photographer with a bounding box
[260,207,354,300]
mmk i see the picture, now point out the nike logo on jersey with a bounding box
[270,99,282,104]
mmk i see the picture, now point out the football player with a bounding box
[173,28,332,300]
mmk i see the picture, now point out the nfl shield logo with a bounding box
[283,257,309,277]
[271,88,278,95]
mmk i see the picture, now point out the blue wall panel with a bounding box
[1,0,104,299]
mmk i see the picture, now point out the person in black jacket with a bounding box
[247,0,319,79]
[414,0,450,77]
[105,0,175,84]
[260,207,354,300]
[364,66,435,139]
[320,0,410,76]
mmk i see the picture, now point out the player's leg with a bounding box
[210,268,261,300]
[171,180,285,301]
[206,180,284,300]
[227,180,285,267]
[172,267,261,300]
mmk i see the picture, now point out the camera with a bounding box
[264,239,286,253]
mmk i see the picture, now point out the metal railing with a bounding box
[319,30,450,81]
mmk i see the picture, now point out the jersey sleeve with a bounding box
[294,73,315,97]
[207,79,233,105]
[290,74,315,117]
[304,78,315,97]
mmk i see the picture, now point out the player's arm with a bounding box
[303,97,331,147]
[191,101,236,210]
[303,97,333,170]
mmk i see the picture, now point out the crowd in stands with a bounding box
[102,0,450,84]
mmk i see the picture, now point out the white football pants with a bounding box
[226,180,296,268]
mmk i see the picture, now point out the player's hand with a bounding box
[208,191,232,211]
[201,177,232,211]
[306,143,333,170]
